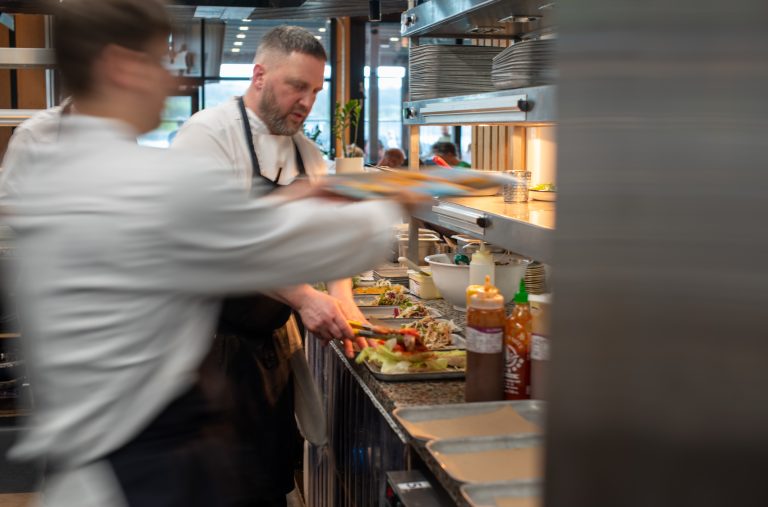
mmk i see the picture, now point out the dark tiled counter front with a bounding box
[306,295,482,507]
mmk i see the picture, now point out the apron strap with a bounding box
[237,96,306,191]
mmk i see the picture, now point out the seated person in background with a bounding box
[378,148,406,168]
[432,141,471,168]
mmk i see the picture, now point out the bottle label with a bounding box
[466,327,503,353]
[504,341,529,397]
[531,334,549,361]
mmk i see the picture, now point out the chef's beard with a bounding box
[258,82,307,136]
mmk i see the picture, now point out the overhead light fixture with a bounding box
[238,26,249,31]
[236,34,246,39]
[231,48,241,53]
[390,37,399,42]
[380,44,390,49]
[241,18,251,22]
[234,41,243,46]
[369,0,381,21]
[314,35,322,40]
[318,27,327,33]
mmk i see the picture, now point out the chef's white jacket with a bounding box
[0,114,399,476]
[172,97,327,189]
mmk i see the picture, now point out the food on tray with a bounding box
[400,316,457,350]
[375,289,412,308]
[530,183,556,192]
[356,340,466,374]
[353,281,407,295]
[396,303,430,319]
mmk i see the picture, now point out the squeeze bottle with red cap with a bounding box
[465,276,506,402]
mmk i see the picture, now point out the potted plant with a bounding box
[331,99,364,173]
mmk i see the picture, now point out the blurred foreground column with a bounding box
[548,0,768,506]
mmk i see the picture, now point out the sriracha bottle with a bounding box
[505,279,532,399]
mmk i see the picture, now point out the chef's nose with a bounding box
[298,91,315,111]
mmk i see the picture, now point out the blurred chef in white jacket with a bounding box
[0,1,412,506]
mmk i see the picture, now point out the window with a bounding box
[137,95,195,148]
[204,18,333,154]
[364,23,408,164]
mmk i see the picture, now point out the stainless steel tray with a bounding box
[359,305,442,319]
[353,293,417,307]
[363,360,465,382]
[393,400,545,439]
[426,434,544,484]
[461,480,542,507]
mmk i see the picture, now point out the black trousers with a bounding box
[198,331,302,506]
[104,386,239,507]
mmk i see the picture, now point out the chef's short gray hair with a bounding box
[255,25,327,64]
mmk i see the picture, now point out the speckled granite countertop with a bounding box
[329,294,523,507]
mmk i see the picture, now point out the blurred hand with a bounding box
[387,190,433,215]
[269,179,318,202]
[336,297,370,327]
[295,290,354,343]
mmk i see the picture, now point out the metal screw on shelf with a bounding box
[476,217,491,228]
[403,107,418,119]
[403,14,417,26]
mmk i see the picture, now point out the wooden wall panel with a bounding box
[333,17,350,159]
[468,38,516,171]
[0,15,47,158]
[0,24,12,154]
[15,15,46,110]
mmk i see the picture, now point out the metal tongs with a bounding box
[348,320,423,350]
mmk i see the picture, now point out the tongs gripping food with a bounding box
[348,320,424,352]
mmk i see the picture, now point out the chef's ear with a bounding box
[251,63,267,91]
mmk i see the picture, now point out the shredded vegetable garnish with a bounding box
[356,341,466,374]
[399,303,429,319]
[375,289,411,308]
[401,316,456,350]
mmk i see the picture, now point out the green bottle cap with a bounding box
[514,278,529,304]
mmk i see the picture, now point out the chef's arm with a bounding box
[267,284,354,342]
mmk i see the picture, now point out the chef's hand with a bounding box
[336,297,369,327]
[295,290,354,343]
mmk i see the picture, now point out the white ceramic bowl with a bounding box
[425,253,530,310]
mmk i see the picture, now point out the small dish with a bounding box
[529,190,556,202]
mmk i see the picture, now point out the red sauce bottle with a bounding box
[505,279,532,399]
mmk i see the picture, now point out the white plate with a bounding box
[529,190,556,201]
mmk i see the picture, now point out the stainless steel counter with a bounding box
[412,195,555,263]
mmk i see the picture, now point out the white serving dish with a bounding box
[425,254,529,310]
[529,190,556,201]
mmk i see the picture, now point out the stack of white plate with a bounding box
[409,45,503,100]
[373,267,409,286]
[524,262,548,294]
[491,39,556,90]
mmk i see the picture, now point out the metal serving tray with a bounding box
[353,293,417,307]
[363,356,465,382]
[426,434,544,484]
[461,480,542,507]
[359,305,442,319]
[393,400,545,439]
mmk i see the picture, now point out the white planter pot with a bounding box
[335,157,364,174]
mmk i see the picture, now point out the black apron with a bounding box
[202,97,307,504]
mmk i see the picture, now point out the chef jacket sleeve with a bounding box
[164,158,401,295]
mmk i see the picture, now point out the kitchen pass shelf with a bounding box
[413,195,555,263]
[403,85,556,126]
[401,0,554,39]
